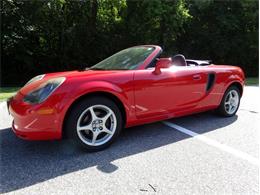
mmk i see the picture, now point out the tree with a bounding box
[176,0,258,76]
[1,0,258,86]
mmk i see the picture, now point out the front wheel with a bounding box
[65,96,123,152]
[217,86,241,117]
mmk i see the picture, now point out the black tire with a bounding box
[216,85,241,117]
[65,96,123,152]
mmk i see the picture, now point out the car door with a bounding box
[133,66,208,119]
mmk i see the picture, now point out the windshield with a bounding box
[89,46,155,70]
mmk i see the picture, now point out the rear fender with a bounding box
[223,74,244,96]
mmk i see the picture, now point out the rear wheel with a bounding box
[65,96,123,152]
[217,86,241,117]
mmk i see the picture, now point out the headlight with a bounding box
[25,74,45,86]
[23,77,65,104]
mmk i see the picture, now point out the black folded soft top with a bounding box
[186,59,212,66]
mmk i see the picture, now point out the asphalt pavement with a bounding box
[0,86,259,194]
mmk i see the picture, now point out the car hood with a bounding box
[19,69,131,96]
[43,70,127,79]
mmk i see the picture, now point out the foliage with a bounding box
[0,87,20,101]
[1,0,258,86]
[245,77,259,86]
[176,0,259,77]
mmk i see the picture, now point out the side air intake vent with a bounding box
[206,73,215,92]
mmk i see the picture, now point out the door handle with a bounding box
[193,74,201,80]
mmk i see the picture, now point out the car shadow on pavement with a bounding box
[168,111,238,134]
[0,112,237,193]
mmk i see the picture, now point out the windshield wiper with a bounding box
[112,68,129,70]
[77,64,88,71]
[87,67,130,71]
[88,67,106,70]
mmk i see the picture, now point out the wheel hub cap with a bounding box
[76,105,117,146]
[224,89,239,115]
[92,119,103,131]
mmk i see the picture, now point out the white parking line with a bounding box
[162,121,259,166]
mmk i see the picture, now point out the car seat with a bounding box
[172,54,187,66]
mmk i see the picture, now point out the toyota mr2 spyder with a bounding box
[8,45,245,151]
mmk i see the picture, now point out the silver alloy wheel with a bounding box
[224,89,239,115]
[76,105,117,146]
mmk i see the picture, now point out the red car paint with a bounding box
[8,45,245,140]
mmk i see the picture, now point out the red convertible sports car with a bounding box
[8,45,245,151]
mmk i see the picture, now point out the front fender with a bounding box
[70,80,129,106]
[59,80,134,131]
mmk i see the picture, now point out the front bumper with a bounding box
[10,120,61,140]
[8,94,62,140]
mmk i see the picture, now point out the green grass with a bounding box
[0,87,20,102]
[246,77,259,86]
